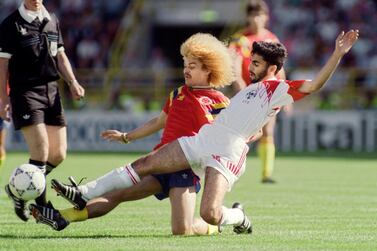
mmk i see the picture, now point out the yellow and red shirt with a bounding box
[154,85,229,149]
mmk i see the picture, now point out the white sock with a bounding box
[78,164,140,201]
[220,206,244,226]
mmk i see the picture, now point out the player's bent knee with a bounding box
[132,155,154,176]
[49,151,66,166]
[200,206,222,225]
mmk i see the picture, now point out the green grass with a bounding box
[0,152,376,251]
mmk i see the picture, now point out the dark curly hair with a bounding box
[251,41,288,73]
[246,0,269,16]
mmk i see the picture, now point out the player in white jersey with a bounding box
[33,30,359,233]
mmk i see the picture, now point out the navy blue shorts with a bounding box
[152,169,201,200]
[0,118,3,130]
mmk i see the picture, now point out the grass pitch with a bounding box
[0,152,376,251]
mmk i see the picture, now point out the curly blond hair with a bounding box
[180,33,234,88]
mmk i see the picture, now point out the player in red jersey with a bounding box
[229,0,286,183]
[30,33,233,235]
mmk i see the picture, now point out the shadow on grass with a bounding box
[0,233,174,239]
[0,233,212,239]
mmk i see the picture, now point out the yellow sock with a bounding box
[258,137,275,179]
[207,224,220,235]
[60,207,88,223]
[0,156,5,176]
[0,155,5,168]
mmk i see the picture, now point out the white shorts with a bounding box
[178,124,249,190]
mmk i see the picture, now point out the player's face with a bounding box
[249,54,269,83]
[24,0,43,11]
[183,57,210,87]
[247,11,268,30]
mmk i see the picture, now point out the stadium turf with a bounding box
[0,152,376,251]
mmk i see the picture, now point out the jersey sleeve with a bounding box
[286,80,309,101]
[56,17,64,49]
[162,95,171,114]
[0,19,15,58]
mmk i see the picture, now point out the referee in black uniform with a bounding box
[0,0,85,222]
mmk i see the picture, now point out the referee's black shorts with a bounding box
[10,81,66,130]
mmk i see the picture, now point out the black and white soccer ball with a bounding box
[8,164,46,201]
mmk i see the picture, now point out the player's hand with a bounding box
[69,80,85,100]
[101,130,124,143]
[334,29,359,56]
[0,99,11,122]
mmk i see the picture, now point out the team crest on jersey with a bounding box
[246,90,257,99]
[199,96,213,105]
[177,93,185,101]
[15,22,27,35]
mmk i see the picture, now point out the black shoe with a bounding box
[4,184,29,222]
[51,176,87,210]
[29,204,69,231]
[232,202,252,234]
[262,177,276,184]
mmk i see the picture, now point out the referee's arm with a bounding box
[56,50,85,100]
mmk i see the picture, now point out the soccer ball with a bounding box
[8,164,46,201]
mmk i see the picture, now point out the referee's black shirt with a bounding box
[0,9,64,92]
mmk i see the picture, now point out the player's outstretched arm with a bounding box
[298,29,359,94]
[101,111,167,143]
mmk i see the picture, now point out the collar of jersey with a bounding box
[18,2,51,24]
[189,86,214,90]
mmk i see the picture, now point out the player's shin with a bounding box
[78,164,140,201]
[30,159,48,206]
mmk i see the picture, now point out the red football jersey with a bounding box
[229,29,279,85]
[154,85,229,149]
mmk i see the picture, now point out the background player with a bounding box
[229,0,286,183]
[31,33,232,235]
[32,30,359,234]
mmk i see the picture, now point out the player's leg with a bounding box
[54,140,190,203]
[258,115,276,183]
[45,84,67,174]
[132,140,190,176]
[21,123,52,206]
[169,186,196,235]
[21,123,49,165]
[0,119,6,168]
[169,186,219,235]
[46,125,67,174]
[85,175,162,219]
[30,176,163,231]
[32,125,67,207]
[200,167,252,234]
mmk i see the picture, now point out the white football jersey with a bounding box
[179,79,308,187]
[211,79,307,141]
